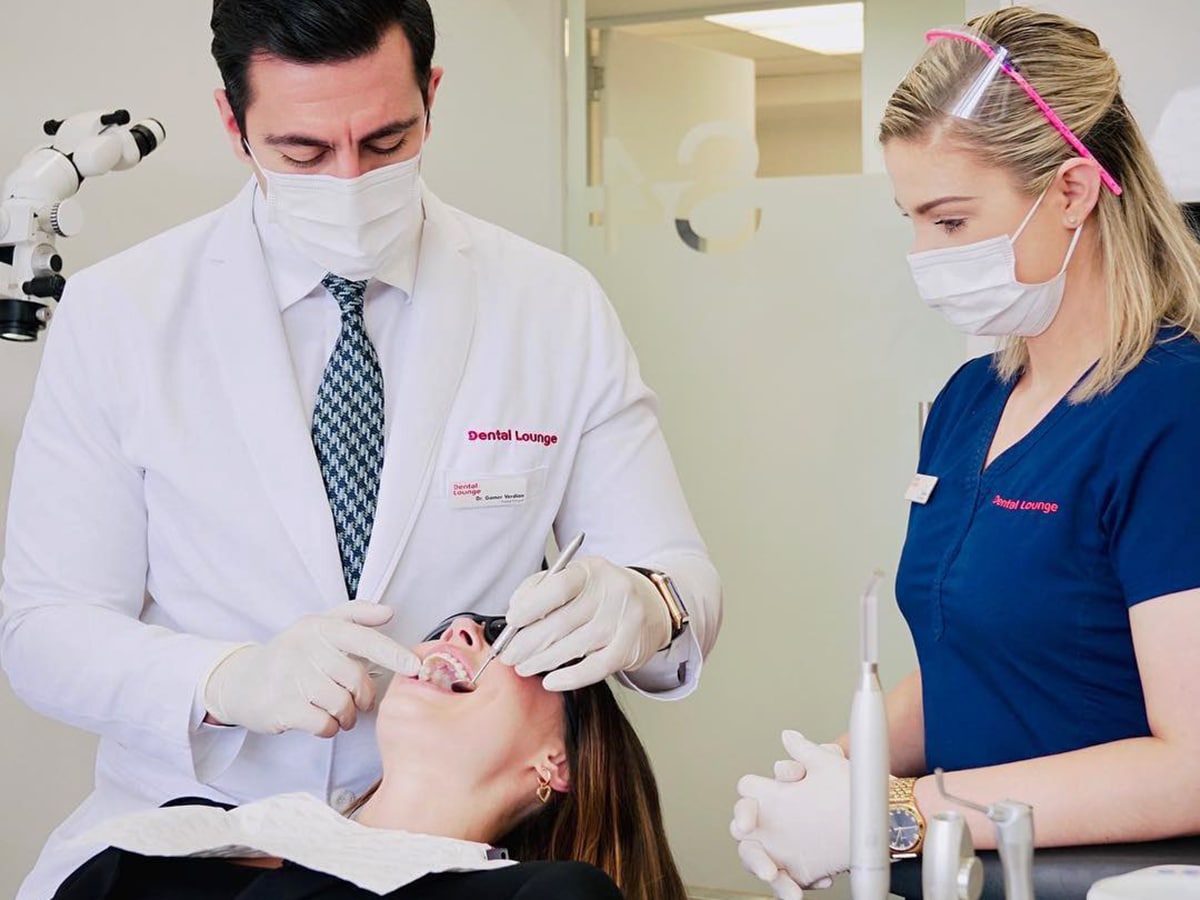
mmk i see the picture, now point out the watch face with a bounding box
[889,808,922,852]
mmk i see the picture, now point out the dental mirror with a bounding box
[448,532,585,693]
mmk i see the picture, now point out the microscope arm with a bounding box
[0,109,165,341]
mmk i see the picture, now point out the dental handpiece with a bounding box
[933,771,1035,900]
[993,802,1035,900]
[850,572,890,900]
[455,532,586,691]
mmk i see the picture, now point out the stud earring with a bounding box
[1067,216,1079,226]
[536,768,553,804]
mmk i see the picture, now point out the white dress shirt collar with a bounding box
[250,180,423,311]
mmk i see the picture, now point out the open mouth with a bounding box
[416,649,472,692]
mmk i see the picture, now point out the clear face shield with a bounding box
[920,27,1123,196]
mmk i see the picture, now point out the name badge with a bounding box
[450,477,529,509]
[905,473,939,505]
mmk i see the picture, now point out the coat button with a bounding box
[332,789,356,811]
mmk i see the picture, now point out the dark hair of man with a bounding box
[211,0,436,136]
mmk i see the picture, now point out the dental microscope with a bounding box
[0,109,166,342]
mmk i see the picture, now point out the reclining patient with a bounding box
[53,615,687,900]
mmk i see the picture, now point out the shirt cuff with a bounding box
[188,645,251,783]
[616,626,702,699]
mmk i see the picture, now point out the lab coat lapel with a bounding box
[198,182,348,607]
[355,189,478,603]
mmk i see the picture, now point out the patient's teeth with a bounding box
[416,652,470,691]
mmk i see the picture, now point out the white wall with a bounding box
[0,1,566,894]
[423,1,566,252]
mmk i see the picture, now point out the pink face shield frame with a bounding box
[925,28,1123,196]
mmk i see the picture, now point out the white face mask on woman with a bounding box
[906,187,1084,337]
[248,143,424,282]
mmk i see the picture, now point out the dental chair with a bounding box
[889,835,1200,899]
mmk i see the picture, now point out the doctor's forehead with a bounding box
[243,26,426,128]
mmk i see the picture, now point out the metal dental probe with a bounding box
[450,531,586,693]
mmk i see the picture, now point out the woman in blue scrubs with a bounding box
[730,7,1200,897]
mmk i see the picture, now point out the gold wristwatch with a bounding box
[630,567,690,648]
[888,777,927,857]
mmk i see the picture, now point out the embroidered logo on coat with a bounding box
[467,429,559,447]
[992,494,1060,515]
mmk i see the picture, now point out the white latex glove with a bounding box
[730,730,850,895]
[499,556,673,692]
[202,601,420,737]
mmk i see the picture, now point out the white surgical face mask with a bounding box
[248,143,424,282]
[906,188,1083,337]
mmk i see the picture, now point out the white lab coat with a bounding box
[0,181,721,899]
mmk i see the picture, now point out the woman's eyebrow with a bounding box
[912,195,978,215]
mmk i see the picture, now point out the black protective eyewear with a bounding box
[422,612,508,645]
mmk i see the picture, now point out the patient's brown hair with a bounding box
[500,680,688,900]
[350,679,687,900]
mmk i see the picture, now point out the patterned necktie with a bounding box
[312,274,385,600]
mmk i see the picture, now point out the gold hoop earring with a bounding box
[536,768,553,804]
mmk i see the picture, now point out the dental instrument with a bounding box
[450,531,585,693]
[922,808,984,900]
[850,571,890,900]
[1,109,166,342]
[931,769,1036,900]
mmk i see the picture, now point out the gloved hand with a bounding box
[499,556,673,692]
[730,731,850,897]
[202,601,420,737]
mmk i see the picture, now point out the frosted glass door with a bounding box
[565,3,966,895]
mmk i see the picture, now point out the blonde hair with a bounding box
[879,7,1200,400]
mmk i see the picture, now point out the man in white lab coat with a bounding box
[0,1,721,896]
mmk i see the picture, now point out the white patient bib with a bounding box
[73,793,514,894]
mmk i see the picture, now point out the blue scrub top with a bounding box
[896,329,1200,773]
